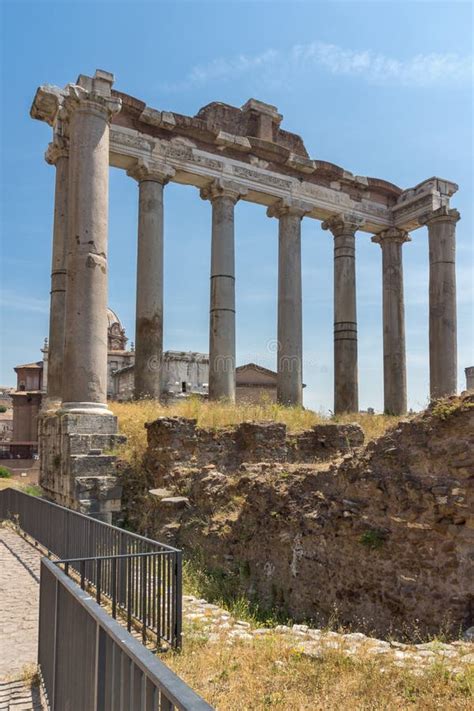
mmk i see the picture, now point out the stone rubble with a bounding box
[136,394,474,640]
[182,594,474,674]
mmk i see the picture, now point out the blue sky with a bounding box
[1,0,472,412]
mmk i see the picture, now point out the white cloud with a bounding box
[163,41,472,91]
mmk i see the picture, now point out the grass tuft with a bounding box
[0,465,12,478]
[110,397,401,464]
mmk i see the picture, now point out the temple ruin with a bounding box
[31,69,461,518]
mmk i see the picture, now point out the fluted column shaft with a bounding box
[45,139,69,405]
[128,160,174,399]
[372,228,410,415]
[268,199,311,406]
[323,214,362,414]
[201,180,245,401]
[423,207,460,399]
[62,82,121,410]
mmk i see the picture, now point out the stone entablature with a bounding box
[31,81,457,235]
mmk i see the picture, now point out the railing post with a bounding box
[142,555,147,644]
[52,577,59,711]
[127,556,132,632]
[118,533,127,606]
[175,552,183,650]
[97,558,102,605]
[112,557,117,619]
[94,624,107,711]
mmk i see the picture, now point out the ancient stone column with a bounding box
[44,137,69,407]
[421,207,460,399]
[322,214,363,414]
[268,198,311,406]
[127,159,175,400]
[61,72,121,411]
[200,179,246,401]
[372,228,411,415]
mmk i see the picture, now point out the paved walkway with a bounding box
[0,525,44,710]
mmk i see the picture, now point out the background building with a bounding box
[10,359,44,457]
[8,307,285,453]
[235,364,278,403]
[106,308,134,398]
[111,351,209,401]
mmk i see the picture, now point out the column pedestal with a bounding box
[372,228,411,415]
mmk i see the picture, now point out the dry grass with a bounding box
[164,627,473,710]
[0,477,41,496]
[110,398,402,464]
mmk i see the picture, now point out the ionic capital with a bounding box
[127,158,175,184]
[419,206,460,227]
[267,197,312,219]
[45,137,69,165]
[321,213,364,237]
[371,227,411,247]
[200,178,247,204]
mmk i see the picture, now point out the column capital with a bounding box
[200,178,247,204]
[322,213,364,237]
[127,157,175,184]
[267,197,312,219]
[63,70,121,122]
[419,206,460,227]
[371,227,411,246]
[45,137,69,165]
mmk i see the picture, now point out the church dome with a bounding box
[107,307,128,351]
[107,307,123,330]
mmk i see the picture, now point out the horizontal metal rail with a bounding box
[0,487,182,649]
[39,559,213,711]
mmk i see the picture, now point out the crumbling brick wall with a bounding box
[121,395,474,639]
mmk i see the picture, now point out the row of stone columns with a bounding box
[44,90,460,415]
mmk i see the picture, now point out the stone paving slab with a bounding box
[0,526,44,709]
[181,595,474,674]
[0,680,44,711]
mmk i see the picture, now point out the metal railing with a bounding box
[56,550,180,648]
[0,487,182,649]
[39,558,213,711]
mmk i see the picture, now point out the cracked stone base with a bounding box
[39,408,125,522]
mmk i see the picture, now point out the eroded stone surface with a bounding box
[124,394,474,639]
